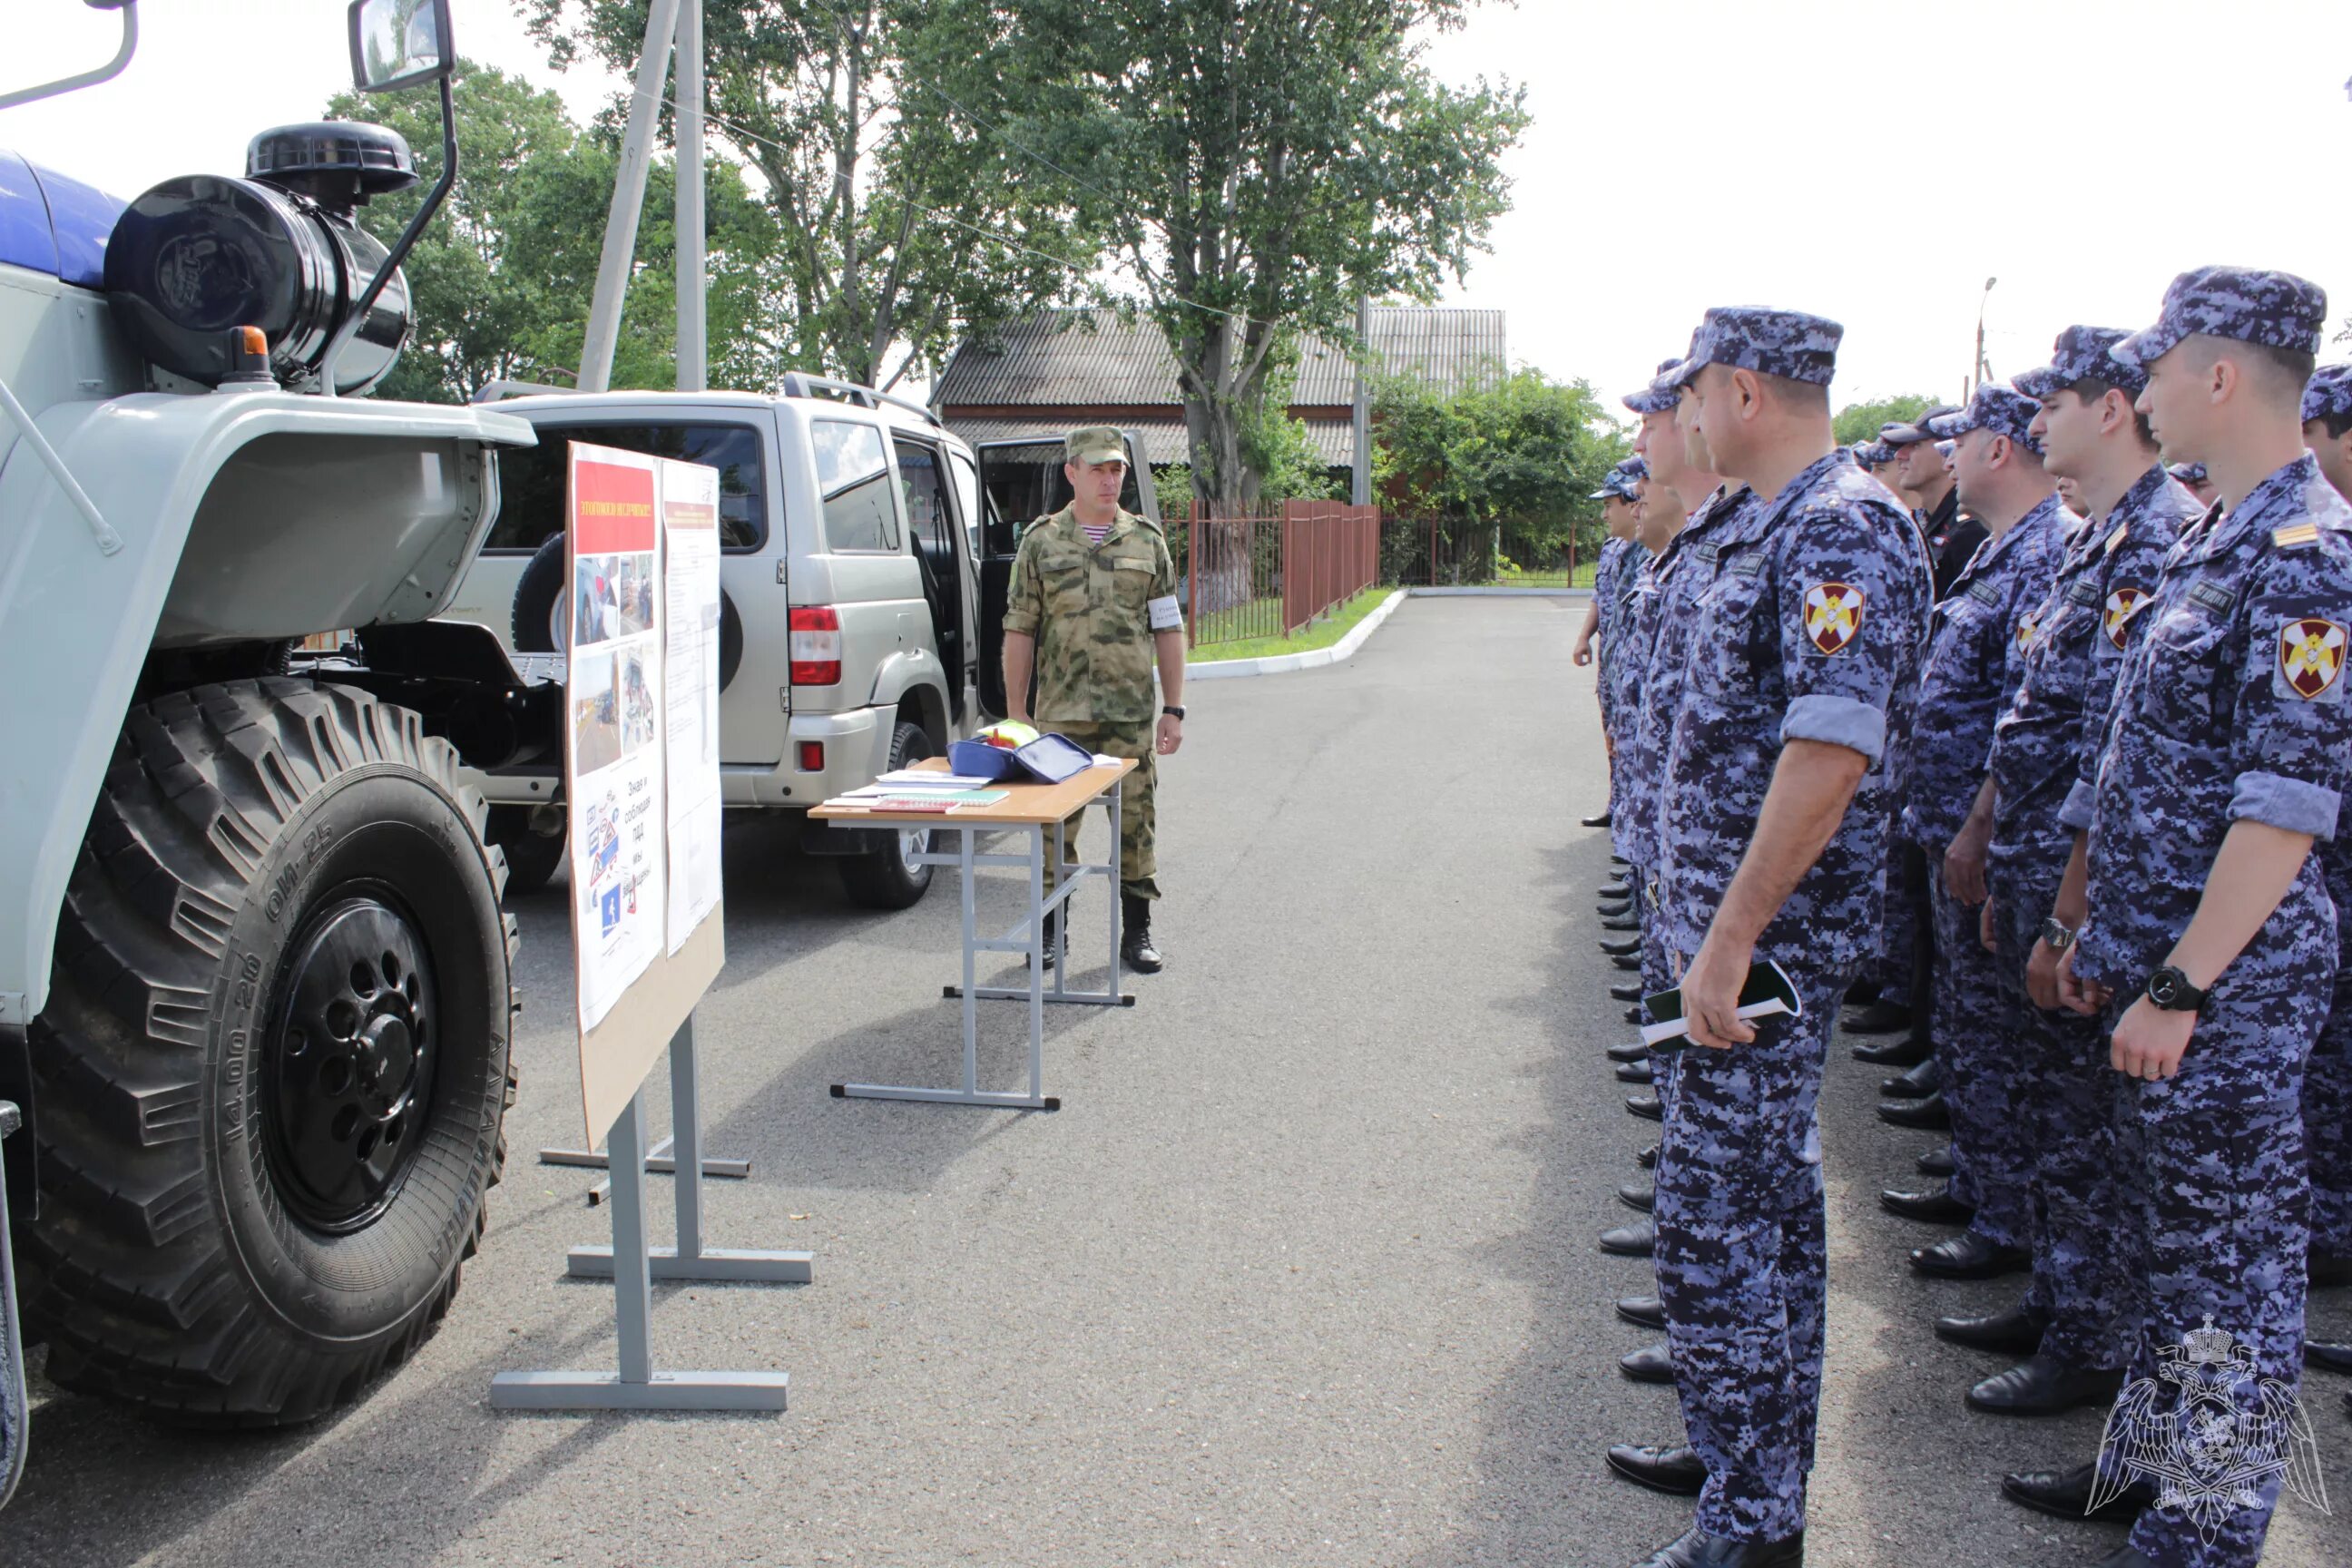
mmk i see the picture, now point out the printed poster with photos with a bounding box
[565,443,667,1032]
[661,456,724,955]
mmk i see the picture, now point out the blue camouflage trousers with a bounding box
[2308,982,2352,1259]
[1651,950,1842,1544]
[2112,963,2325,1568]
[1989,858,2139,1371]
[1926,875,2031,1247]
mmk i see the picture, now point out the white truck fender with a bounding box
[0,390,534,1024]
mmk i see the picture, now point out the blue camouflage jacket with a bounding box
[1593,534,1632,731]
[1656,453,1933,968]
[1901,492,2071,856]
[1612,487,1751,871]
[1992,466,2199,869]
[2076,453,2352,992]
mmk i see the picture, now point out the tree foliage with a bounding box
[328,61,785,400]
[1833,392,1940,447]
[1373,366,1627,565]
[519,0,1093,389]
[1000,0,1527,509]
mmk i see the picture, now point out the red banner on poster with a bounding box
[573,458,658,554]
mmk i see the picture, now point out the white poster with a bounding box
[566,443,666,1033]
[662,456,724,954]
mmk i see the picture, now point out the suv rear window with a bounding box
[810,418,898,551]
[487,422,769,553]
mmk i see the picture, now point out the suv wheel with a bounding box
[838,720,936,909]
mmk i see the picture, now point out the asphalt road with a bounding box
[3,596,2345,1567]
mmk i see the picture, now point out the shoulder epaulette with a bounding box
[2103,522,2128,556]
[2273,522,2321,549]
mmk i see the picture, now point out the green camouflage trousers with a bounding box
[1046,719,1160,901]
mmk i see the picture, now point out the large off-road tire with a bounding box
[512,534,744,691]
[485,805,567,896]
[22,680,520,1426]
[838,720,937,910]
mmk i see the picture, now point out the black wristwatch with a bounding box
[1161,704,1186,720]
[2145,964,2207,1014]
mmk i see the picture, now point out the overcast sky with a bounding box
[11,1,2351,415]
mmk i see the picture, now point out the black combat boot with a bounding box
[1121,894,1163,973]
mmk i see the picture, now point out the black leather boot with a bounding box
[1967,1354,2126,1416]
[1605,1443,1705,1495]
[1630,1526,1804,1567]
[1999,1460,2153,1525]
[1121,894,1162,972]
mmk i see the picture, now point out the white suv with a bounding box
[432,377,1152,908]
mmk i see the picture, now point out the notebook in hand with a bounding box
[1642,959,1801,1052]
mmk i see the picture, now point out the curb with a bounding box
[1409,585,1586,598]
[1185,589,1408,681]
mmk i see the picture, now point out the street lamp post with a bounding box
[1972,276,1998,397]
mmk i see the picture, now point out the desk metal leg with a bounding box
[833,824,1059,1110]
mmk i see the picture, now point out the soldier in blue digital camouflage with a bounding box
[1936,331,2203,1444]
[1612,307,1930,1568]
[2295,361,2352,1378]
[1880,386,2069,1289]
[2168,457,2220,509]
[1581,458,1650,832]
[1595,358,1751,1414]
[2029,267,2352,1568]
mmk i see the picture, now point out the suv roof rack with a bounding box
[779,371,943,431]
[473,378,579,403]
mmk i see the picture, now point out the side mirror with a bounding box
[348,0,455,94]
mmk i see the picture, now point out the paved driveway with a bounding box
[2,597,2342,1565]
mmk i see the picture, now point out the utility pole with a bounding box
[674,0,706,391]
[1350,293,1372,507]
[1971,275,1998,397]
[577,0,683,393]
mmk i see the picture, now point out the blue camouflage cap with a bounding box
[1880,405,1958,446]
[2112,265,2329,368]
[1622,358,1685,415]
[2167,460,2208,485]
[2013,325,2145,402]
[1926,383,2043,455]
[1663,306,1842,389]
[2302,363,2352,426]
[1590,456,1650,501]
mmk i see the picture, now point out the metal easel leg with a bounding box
[491,1092,790,1411]
[566,1015,813,1284]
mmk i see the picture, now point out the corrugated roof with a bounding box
[934,306,1506,411]
[946,413,1357,468]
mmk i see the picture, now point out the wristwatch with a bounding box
[2145,964,2208,1014]
[2039,917,2076,951]
[1161,704,1186,720]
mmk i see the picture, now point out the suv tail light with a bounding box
[789,605,842,686]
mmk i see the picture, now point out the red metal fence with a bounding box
[1179,501,1383,649]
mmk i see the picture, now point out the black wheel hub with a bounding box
[263,890,438,1230]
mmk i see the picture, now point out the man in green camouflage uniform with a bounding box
[1002,426,1187,971]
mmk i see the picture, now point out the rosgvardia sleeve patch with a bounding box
[2277,616,2347,701]
[1801,582,1865,655]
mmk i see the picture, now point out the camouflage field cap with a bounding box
[1663,306,1842,389]
[1590,455,1649,501]
[2112,266,2328,368]
[2013,325,2144,402]
[2301,363,2352,426]
[1852,439,1891,466]
[1064,426,1128,466]
[1622,358,1687,415]
[2167,460,2209,485]
[1926,384,2043,454]
[1880,405,1959,447]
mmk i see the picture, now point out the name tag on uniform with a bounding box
[1965,578,2002,606]
[1109,555,1152,571]
[2067,576,2103,607]
[2188,578,2237,617]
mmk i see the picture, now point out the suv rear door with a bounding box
[972,429,1157,720]
[889,434,978,724]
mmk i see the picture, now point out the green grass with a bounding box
[1190,593,1283,645]
[1189,586,1396,663]
[1492,560,1597,588]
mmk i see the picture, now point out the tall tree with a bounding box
[1374,366,1625,567]
[1833,393,1940,446]
[328,61,787,400]
[1002,0,1526,508]
[519,0,1093,388]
